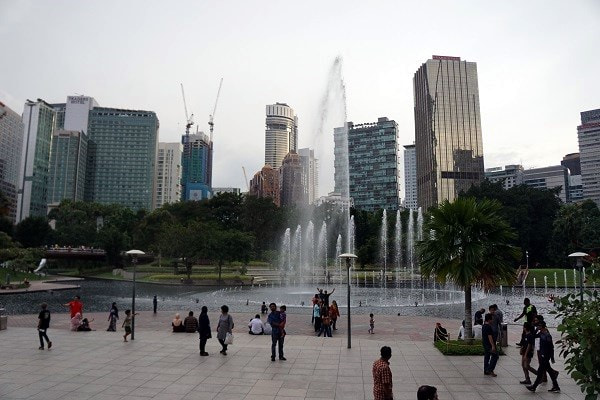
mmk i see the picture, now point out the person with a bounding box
[172,313,185,332]
[248,314,264,335]
[311,294,319,324]
[71,312,82,331]
[122,309,137,342]
[482,313,499,377]
[417,385,438,400]
[472,323,483,340]
[520,322,538,385]
[372,346,393,400]
[279,305,287,338]
[329,300,340,330]
[261,302,268,315]
[184,311,198,333]
[313,301,322,332]
[216,305,234,355]
[318,312,332,337]
[514,298,537,346]
[316,287,335,307]
[64,295,83,318]
[474,308,485,326]
[153,295,158,314]
[433,322,448,341]
[77,317,93,331]
[458,320,466,340]
[489,304,503,346]
[37,303,52,350]
[526,321,560,393]
[368,313,375,334]
[267,303,285,361]
[198,306,211,356]
[107,302,119,332]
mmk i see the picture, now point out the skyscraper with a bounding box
[155,142,182,208]
[346,118,400,211]
[48,130,88,205]
[578,108,600,205]
[403,144,417,209]
[413,55,485,209]
[0,101,24,222]
[181,132,212,201]
[249,165,280,206]
[522,165,569,203]
[298,148,318,204]
[265,103,297,168]
[279,151,304,207]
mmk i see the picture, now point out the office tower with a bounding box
[561,153,581,175]
[155,142,182,208]
[48,130,88,205]
[86,107,159,210]
[298,148,318,204]
[17,99,57,221]
[346,118,400,211]
[333,125,349,200]
[181,132,212,201]
[279,151,305,207]
[265,103,297,168]
[522,165,569,203]
[577,109,600,205]
[0,101,24,222]
[413,55,485,209]
[403,144,417,209]
[249,165,280,206]
[485,165,524,190]
[561,153,582,203]
[63,96,98,132]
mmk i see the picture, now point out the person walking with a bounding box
[184,311,198,333]
[107,302,119,332]
[372,346,393,400]
[519,322,538,384]
[122,309,137,342]
[267,303,286,361]
[514,298,537,346]
[216,305,233,355]
[369,313,375,334]
[482,313,499,376]
[153,295,158,314]
[198,306,211,356]
[329,300,340,330]
[37,303,52,350]
[526,321,560,393]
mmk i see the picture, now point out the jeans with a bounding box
[532,356,559,388]
[199,337,208,353]
[484,348,499,373]
[38,328,50,348]
[314,317,321,332]
[318,324,332,337]
[218,339,228,352]
[271,334,284,359]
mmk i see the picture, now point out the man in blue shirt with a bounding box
[482,313,499,376]
[267,303,286,361]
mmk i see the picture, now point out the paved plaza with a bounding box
[0,311,584,399]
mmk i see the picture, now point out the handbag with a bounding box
[224,332,234,345]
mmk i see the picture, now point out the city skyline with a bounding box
[1,1,599,196]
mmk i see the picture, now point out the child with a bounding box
[368,313,374,334]
[37,303,52,350]
[279,305,287,337]
[122,309,137,342]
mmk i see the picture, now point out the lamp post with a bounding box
[339,253,357,349]
[126,250,145,340]
[568,252,588,303]
[526,250,529,269]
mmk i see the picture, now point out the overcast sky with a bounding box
[1,1,599,196]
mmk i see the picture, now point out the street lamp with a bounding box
[568,252,588,303]
[339,253,357,349]
[126,249,145,340]
[526,250,529,269]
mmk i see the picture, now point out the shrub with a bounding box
[434,340,505,356]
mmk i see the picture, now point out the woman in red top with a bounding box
[64,296,83,318]
[329,301,340,330]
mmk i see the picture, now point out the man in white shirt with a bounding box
[248,314,264,335]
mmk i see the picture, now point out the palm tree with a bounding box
[416,197,520,343]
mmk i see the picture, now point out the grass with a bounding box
[522,268,598,288]
[0,268,45,284]
[434,340,506,356]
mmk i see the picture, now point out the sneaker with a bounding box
[200,352,209,356]
[48,342,52,349]
[489,372,497,377]
[520,380,531,385]
[526,385,536,392]
[279,357,287,361]
[38,346,44,350]
[271,356,275,361]
[548,387,560,393]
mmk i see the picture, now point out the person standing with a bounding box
[153,295,158,314]
[489,304,503,346]
[184,311,198,333]
[482,313,499,376]
[216,305,233,355]
[267,303,285,361]
[198,306,211,356]
[313,301,322,333]
[514,298,537,346]
[37,303,52,350]
[122,309,137,342]
[372,346,393,400]
[527,321,560,393]
[107,302,119,332]
[329,301,340,330]
[64,295,83,318]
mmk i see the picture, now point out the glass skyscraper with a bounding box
[181,132,212,201]
[578,108,600,206]
[0,101,24,222]
[48,130,88,204]
[413,55,484,209]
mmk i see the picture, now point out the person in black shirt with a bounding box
[37,303,52,350]
[520,322,537,384]
[474,308,485,326]
[482,313,498,376]
[433,322,448,342]
[526,321,560,393]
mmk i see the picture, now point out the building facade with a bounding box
[577,109,600,206]
[522,165,569,203]
[413,55,485,209]
[213,187,241,195]
[86,107,159,210]
[249,164,280,206]
[298,148,318,204]
[155,142,182,208]
[346,117,400,211]
[0,101,24,222]
[181,132,212,201]
[265,103,297,168]
[279,152,305,208]
[48,130,88,205]
[484,164,524,190]
[403,144,417,209]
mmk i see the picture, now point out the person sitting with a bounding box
[77,317,94,331]
[434,322,448,342]
[248,314,264,335]
[474,308,485,325]
[458,320,466,340]
[184,311,198,333]
[172,313,185,332]
[71,312,83,331]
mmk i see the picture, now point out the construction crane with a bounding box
[180,83,194,136]
[242,166,250,192]
[208,78,223,142]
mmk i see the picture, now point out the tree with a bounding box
[206,227,253,283]
[417,197,520,342]
[96,225,130,266]
[14,217,51,248]
[157,222,203,280]
[549,200,600,264]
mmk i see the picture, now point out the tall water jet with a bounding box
[292,225,302,276]
[394,209,402,287]
[317,221,328,282]
[379,209,388,288]
[305,221,315,283]
[348,214,355,254]
[407,208,415,293]
[280,228,291,280]
[335,234,342,284]
[417,207,424,241]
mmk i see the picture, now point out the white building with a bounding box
[154,142,182,209]
[484,164,524,190]
[578,109,600,206]
[265,103,297,168]
[298,147,318,204]
[403,144,417,209]
[522,165,569,203]
[64,96,98,133]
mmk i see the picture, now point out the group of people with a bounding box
[311,287,340,337]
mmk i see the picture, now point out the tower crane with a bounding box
[180,83,194,136]
[208,78,223,142]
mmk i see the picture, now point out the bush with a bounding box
[434,340,505,356]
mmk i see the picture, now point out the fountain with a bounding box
[544,275,548,295]
[316,221,327,283]
[554,271,558,292]
[407,208,415,292]
[564,269,568,290]
[380,209,388,288]
[335,234,342,284]
[305,221,315,283]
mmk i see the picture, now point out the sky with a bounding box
[1,1,599,197]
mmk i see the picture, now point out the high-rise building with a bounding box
[485,164,524,190]
[298,148,318,204]
[561,153,582,203]
[0,101,24,222]
[265,103,297,168]
[48,130,88,205]
[17,99,57,221]
[333,125,349,200]
[64,96,98,133]
[561,153,581,175]
[522,165,569,203]
[155,142,182,208]
[279,151,305,208]
[403,144,417,209]
[413,55,485,209]
[213,187,241,196]
[86,107,159,210]
[249,165,280,206]
[181,132,212,201]
[346,118,400,211]
[577,109,600,206]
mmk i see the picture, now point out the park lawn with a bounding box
[522,268,598,288]
[0,268,44,284]
[434,340,505,356]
